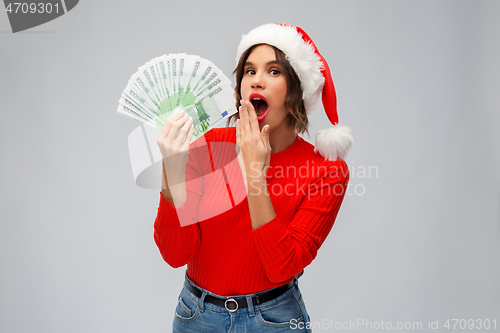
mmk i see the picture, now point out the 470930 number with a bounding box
[5,2,60,14]
[444,319,497,330]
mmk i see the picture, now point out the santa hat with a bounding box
[236,23,353,161]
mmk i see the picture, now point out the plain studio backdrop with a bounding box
[1,0,499,332]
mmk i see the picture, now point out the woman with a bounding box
[155,23,353,333]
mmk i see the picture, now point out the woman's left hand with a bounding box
[236,100,271,188]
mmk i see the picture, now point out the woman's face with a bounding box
[240,44,288,132]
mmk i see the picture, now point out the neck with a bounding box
[269,126,297,154]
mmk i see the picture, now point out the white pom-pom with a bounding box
[314,125,353,161]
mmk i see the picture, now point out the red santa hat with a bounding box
[236,23,353,161]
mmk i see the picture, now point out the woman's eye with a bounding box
[245,69,255,75]
[270,69,280,75]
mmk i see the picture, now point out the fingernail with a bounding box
[264,126,269,132]
[179,110,185,115]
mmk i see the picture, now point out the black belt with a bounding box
[185,278,295,312]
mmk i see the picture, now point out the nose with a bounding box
[251,72,265,89]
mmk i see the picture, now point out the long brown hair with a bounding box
[225,44,309,136]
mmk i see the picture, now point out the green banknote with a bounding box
[118,53,237,143]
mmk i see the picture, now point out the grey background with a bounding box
[1,0,499,332]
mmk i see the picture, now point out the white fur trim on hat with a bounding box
[236,24,325,115]
[314,125,353,161]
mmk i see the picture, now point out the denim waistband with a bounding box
[183,272,302,314]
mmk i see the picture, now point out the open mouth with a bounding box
[249,94,269,120]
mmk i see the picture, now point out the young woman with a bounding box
[155,23,353,333]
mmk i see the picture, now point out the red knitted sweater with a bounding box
[154,127,349,296]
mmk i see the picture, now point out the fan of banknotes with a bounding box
[117,53,237,142]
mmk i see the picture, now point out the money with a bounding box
[118,53,237,140]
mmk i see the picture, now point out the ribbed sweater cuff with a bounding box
[159,192,175,209]
[158,192,194,227]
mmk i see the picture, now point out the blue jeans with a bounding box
[173,275,312,333]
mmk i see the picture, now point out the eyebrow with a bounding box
[244,60,279,67]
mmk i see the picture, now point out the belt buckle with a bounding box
[224,298,238,312]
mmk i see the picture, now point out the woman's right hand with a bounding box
[156,110,194,184]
